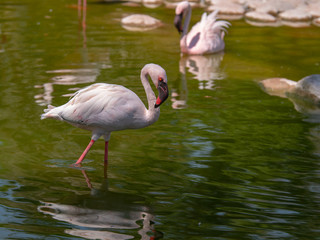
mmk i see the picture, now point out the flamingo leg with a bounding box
[75,139,95,165]
[104,141,109,165]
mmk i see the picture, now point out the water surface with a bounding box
[1,0,320,239]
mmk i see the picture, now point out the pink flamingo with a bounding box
[174,1,230,55]
[41,64,169,166]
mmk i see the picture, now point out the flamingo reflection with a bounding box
[34,68,100,106]
[38,165,163,240]
[35,2,105,107]
[181,52,225,89]
[78,0,87,30]
[171,52,225,109]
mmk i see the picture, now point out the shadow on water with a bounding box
[37,164,163,240]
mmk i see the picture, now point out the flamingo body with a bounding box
[174,1,230,55]
[41,64,169,165]
[43,83,154,137]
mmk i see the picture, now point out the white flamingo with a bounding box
[174,1,230,55]
[41,64,169,165]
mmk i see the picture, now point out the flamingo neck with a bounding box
[140,69,159,122]
[180,5,191,53]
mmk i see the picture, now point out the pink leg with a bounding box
[104,141,109,164]
[75,139,95,165]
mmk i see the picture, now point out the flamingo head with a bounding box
[155,75,169,108]
[174,13,183,34]
[141,63,169,108]
[174,1,190,34]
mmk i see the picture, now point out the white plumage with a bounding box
[41,63,169,165]
[174,1,231,55]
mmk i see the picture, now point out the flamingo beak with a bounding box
[174,14,183,34]
[155,81,169,108]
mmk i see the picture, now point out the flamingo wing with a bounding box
[186,11,230,53]
[45,83,145,130]
[186,21,202,50]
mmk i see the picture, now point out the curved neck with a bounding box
[182,5,191,37]
[180,5,191,52]
[140,69,160,125]
[140,69,157,112]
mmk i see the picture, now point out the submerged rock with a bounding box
[260,77,297,98]
[260,75,320,116]
[121,14,163,31]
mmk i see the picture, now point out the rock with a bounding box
[307,2,320,18]
[313,17,320,26]
[208,2,245,15]
[260,75,320,116]
[260,78,297,98]
[121,14,163,31]
[245,11,277,22]
[279,8,313,21]
[254,3,278,15]
[247,0,304,12]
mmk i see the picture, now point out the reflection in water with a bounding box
[171,52,225,109]
[34,68,100,106]
[181,52,225,89]
[34,3,102,107]
[38,167,162,240]
[0,24,6,53]
[171,72,188,109]
[78,0,87,32]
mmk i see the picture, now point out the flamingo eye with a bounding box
[158,77,163,82]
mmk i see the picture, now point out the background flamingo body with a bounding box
[174,1,231,55]
[41,63,169,165]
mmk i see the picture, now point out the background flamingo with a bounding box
[41,63,169,166]
[174,1,230,55]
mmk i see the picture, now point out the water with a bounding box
[1,0,320,239]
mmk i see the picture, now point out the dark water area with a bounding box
[1,0,320,239]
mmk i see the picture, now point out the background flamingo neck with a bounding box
[181,5,191,52]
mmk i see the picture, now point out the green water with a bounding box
[1,0,320,239]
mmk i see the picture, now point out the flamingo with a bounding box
[174,1,230,55]
[41,63,169,166]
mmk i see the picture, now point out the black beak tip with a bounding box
[174,14,183,34]
[155,82,169,109]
